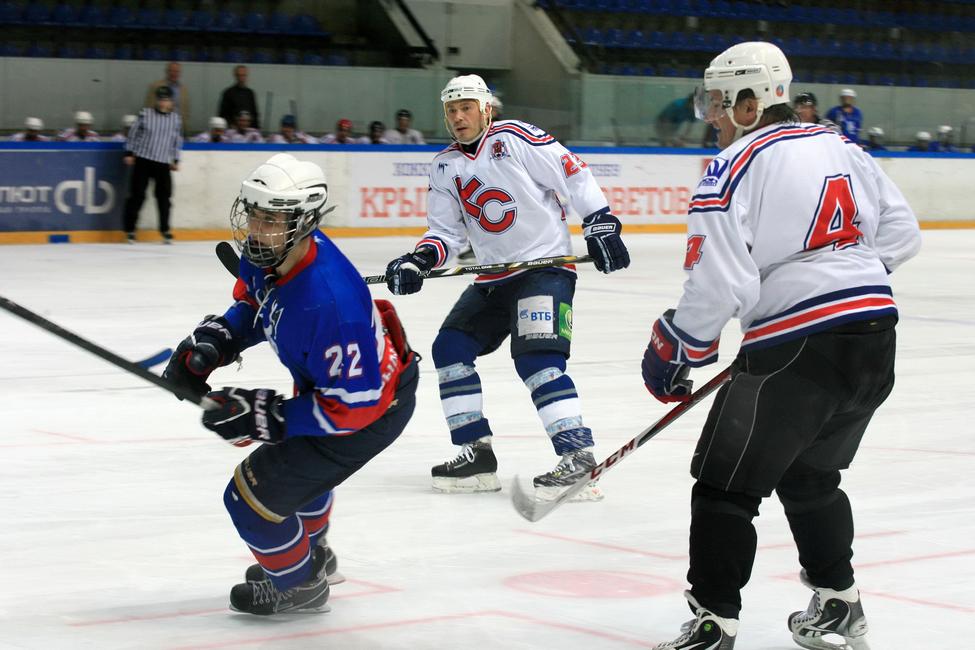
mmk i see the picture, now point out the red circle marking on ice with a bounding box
[503,571,680,599]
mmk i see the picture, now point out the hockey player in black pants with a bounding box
[641,42,921,649]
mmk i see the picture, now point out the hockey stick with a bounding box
[135,347,173,369]
[510,365,733,522]
[0,295,214,408]
[215,240,594,284]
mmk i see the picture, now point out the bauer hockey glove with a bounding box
[583,209,630,274]
[163,316,240,400]
[385,246,437,295]
[201,387,286,447]
[642,310,695,403]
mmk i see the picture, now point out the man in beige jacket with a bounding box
[145,62,189,132]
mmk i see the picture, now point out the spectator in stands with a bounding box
[193,117,229,143]
[863,127,886,152]
[491,97,505,121]
[145,62,189,129]
[907,131,931,152]
[59,111,100,141]
[929,125,956,152]
[655,92,696,147]
[321,118,358,144]
[384,109,425,144]
[10,117,49,141]
[226,110,263,143]
[793,92,840,133]
[825,88,863,144]
[122,86,183,244]
[110,115,138,142]
[362,120,389,144]
[219,65,259,130]
[268,114,317,144]
[701,124,719,148]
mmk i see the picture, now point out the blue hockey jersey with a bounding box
[222,233,404,437]
[825,105,863,144]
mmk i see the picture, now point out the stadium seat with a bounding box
[0,1,22,25]
[135,9,162,29]
[214,10,241,32]
[78,4,104,27]
[55,44,81,58]
[108,6,135,28]
[190,10,214,31]
[281,50,301,65]
[164,9,189,30]
[50,3,78,25]
[302,52,325,65]
[142,45,166,61]
[292,14,323,35]
[244,12,266,32]
[24,3,49,23]
[251,50,274,64]
[83,45,109,59]
[25,42,53,57]
[115,44,134,59]
[223,49,245,63]
[268,12,291,33]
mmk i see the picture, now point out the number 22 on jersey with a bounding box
[804,174,862,251]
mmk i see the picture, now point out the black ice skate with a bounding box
[653,590,738,650]
[245,537,344,585]
[229,545,330,616]
[431,439,501,493]
[788,570,870,650]
[533,448,603,501]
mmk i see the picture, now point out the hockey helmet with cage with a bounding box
[441,74,494,144]
[230,154,328,268]
[694,41,792,137]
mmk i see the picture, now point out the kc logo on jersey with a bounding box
[454,174,518,234]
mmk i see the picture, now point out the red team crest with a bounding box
[491,140,508,160]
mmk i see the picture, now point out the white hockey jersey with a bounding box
[416,120,609,283]
[673,122,921,362]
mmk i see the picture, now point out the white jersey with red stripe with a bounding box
[417,120,608,283]
[673,121,920,363]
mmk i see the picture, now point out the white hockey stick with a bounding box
[510,365,733,522]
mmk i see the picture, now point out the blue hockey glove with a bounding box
[583,209,630,274]
[202,387,286,447]
[385,247,437,295]
[642,310,694,403]
[163,316,240,400]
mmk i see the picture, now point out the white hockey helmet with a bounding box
[696,41,792,136]
[24,116,43,130]
[122,114,137,128]
[230,153,329,267]
[867,126,884,137]
[840,88,857,98]
[441,74,494,144]
[209,116,227,130]
[916,131,931,141]
[937,124,953,135]
[74,111,93,124]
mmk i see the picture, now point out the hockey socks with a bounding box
[515,352,593,455]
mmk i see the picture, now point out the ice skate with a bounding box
[431,439,501,493]
[788,570,869,650]
[533,448,604,502]
[230,545,330,615]
[653,590,738,650]
[245,537,344,585]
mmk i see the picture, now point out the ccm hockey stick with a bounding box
[215,240,594,284]
[510,365,733,522]
[0,295,214,408]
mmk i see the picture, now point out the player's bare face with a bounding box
[796,104,816,123]
[446,99,485,141]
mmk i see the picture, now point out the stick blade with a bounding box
[510,475,591,522]
[135,347,173,369]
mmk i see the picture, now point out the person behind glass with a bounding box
[792,92,840,134]
[145,62,189,131]
[862,126,886,153]
[268,114,317,144]
[656,92,697,147]
[10,117,49,141]
[122,86,183,244]
[383,109,425,144]
[219,65,259,129]
[59,111,99,141]
[928,125,956,152]
[226,110,264,143]
[907,130,931,152]
[360,120,389,144]
[110,115,138,142]
[320,119,357,144]
[193,117,229,143]
[825,88,863,144]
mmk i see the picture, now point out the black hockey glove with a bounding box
[583,209,630,274]
[201,387,286,447]
[385,247,437,295]
[162,316,240,400]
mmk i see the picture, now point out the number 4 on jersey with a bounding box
[805,174,862,251]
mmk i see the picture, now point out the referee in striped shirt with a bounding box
[123,86,183,243]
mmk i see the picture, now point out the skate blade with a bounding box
[793,633,869,650]
[326,570,346,586]
[534,481,604,502]
[432,473,501,493]
[229,602,332,615]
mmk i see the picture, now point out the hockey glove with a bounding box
[642,310,694,403]
[583,209,630,274]
[385,247,437,295]
[201,387,286,447]
[163,316,240,400]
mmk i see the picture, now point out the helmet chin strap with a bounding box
[725,103,765,141]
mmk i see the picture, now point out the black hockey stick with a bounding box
[510,365,733,522]
[216,240,594,284]
[0,295,213,408]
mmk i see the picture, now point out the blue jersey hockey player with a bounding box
[164,153,419,615]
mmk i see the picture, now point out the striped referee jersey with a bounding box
[126,107,182,164]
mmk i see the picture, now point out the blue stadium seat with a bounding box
[670,31,688,49]
[292,14,323,35]
[136,9,162,29]
[191,10,214,31]
[214,10,240,32]
[0,1,22,25]
[55,44,81,58]
[172,48,194,61]
[244,12,266,32]
[913,76,930,87]
[224,49,245,63]
[620,64,637,75]
[24,3,49,23]
[268,12,291,32]
[78,4,104,27]
[164,9,189,30]
[302,52,325,65]
[624,29,644,48]
[640,64,656,76]
[115,44,134,60]
[109,6,134,28]
[83,45,109,59]
[581,26,602,46]
[50,3,78,25]
[603,27,624,47]
[251,50,274,64]
[142,45,166,61]
[25,42,53,57]
[281,50,301,65]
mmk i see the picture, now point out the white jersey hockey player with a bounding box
[384,74,630,498]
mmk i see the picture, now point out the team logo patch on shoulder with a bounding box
[491,139,508,160]
[698,157,729,187]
